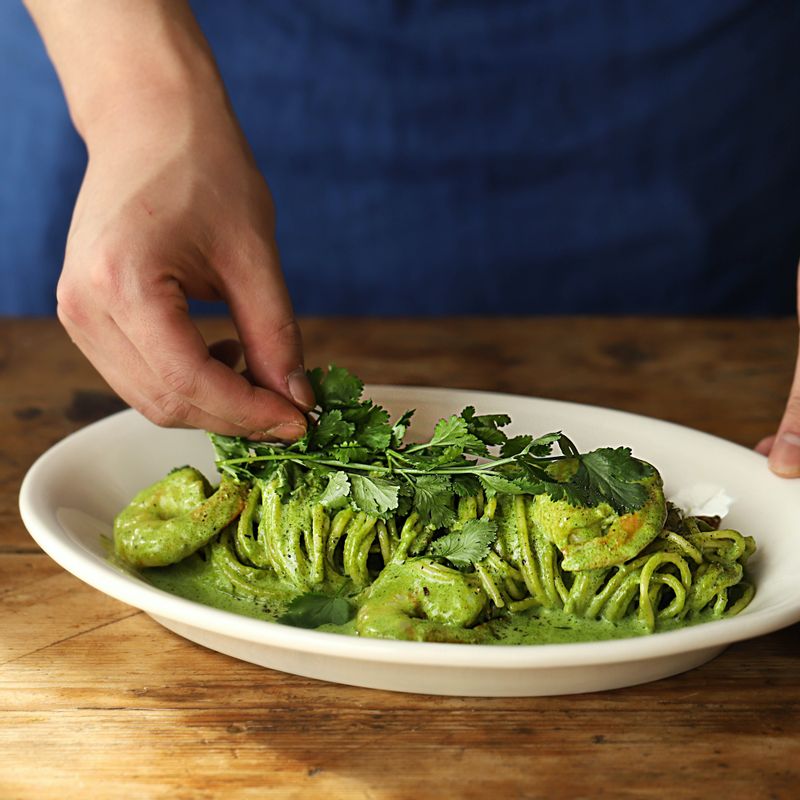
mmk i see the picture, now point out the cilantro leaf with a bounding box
[413,474,456,528]
[311,410,355,449]
[349,474,399,518]
[427,519,498,568]
[517,460,556,484]
[500,435,533,458]
[208,432,249,461]
[418,414,487,456]
[479,473,528,497]
[309,364,364,409]
[329,443,370,464]
[461,406,510,446]
[557,434,580,457]
[452,474,483,498]
[279,592,354,629]
[528,432,563,457]
[353,404,392,451]
[391,409,415,449]
[395,482,414,518]
[305,366,395,456]
[572,448,653,513]
[318,471,351,510]
[501,431,562,458]
[428,415,470,448]
[208,433,253,479]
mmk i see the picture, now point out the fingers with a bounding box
[222,237,316,411]
[112,278,308,440]
[58,242,309,439]
[767,391,800,478]
[765,268,800,477]
[59,305,270,435]
[59,276,306,440]
[61,320,240,434]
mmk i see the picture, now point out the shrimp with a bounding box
[356,558,490,642]
[528,470,667,571]
[114,467,247,568]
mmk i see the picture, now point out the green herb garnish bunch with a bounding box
[211,365,653,541]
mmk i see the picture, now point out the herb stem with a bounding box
[221,449,574,478]
[221,454,385,473]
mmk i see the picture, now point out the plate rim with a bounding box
[18,385,800,671]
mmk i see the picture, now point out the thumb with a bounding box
[768,371,800,477]
[223,238,316,412]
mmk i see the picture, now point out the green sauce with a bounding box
[141,556,701,644]
[143,552,294,623]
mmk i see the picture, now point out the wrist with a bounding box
[26,0,231,150]
[76,38,229,153]
[80,76,232,159]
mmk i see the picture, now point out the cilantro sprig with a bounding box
[211,365,653,525]
[427,519,498,568]
[278,588,355,629]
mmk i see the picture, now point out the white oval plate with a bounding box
[19,387,800,696]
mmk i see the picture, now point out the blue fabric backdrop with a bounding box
[2,1,800,315]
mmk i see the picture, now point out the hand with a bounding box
[25,0,313,440]
[56,98,314,440]
[756,267,800,476]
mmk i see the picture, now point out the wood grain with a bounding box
[1,318,798,799]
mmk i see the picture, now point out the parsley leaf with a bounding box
[279,592,354,629]
[427,519,498,568]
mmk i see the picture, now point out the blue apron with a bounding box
[2,1,800,315]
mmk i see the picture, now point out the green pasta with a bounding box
[112,367,756,644]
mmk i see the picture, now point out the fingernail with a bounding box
[768,431,800,477]
[287,367,316,410]
[252,422,306,442]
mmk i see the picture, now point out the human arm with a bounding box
[23,0,314,440]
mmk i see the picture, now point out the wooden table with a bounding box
[2,317,799,799]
